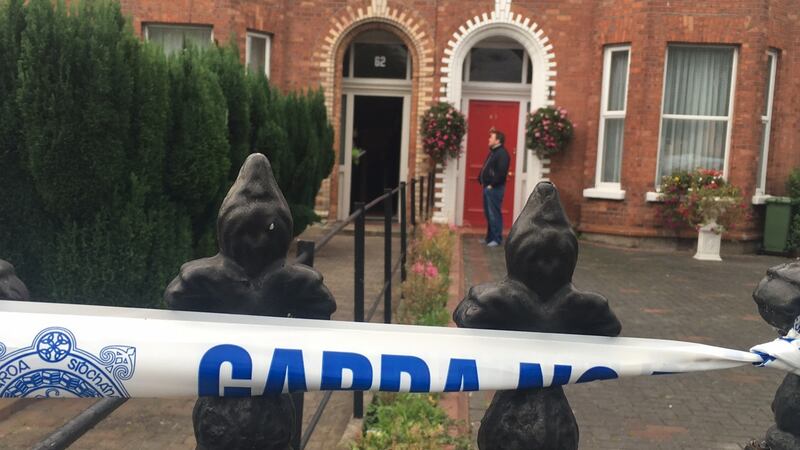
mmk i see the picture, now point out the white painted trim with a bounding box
[342,78,412,92]
[594,45,630,189]
[751,194,774,205]
[246,31,271,78]
[339,94,355,219]
[583,187,626,200]
[757,50,778,195]
[436,14,554,225]
[645,191,663,202]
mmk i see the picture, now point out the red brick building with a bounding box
[119,0,800,247]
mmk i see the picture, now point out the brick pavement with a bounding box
[462,236,789,450]
[0,223,400,450]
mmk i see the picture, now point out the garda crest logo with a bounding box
[0,328,135,398]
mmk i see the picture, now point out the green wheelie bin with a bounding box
[763,197,800,253]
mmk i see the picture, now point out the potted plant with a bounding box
[525,106,574,158]
[658,169,747,261]
[420,102,467,165]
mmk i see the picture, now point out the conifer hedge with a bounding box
[0,0,335,307]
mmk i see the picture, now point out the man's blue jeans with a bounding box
[483,185,505,244]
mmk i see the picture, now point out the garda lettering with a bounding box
[197,345,618,395]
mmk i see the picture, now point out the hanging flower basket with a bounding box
[420,102,467,166]
[525,106,574,158]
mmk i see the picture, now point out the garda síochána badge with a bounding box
[0,327,135,398]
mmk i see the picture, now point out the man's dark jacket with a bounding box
[479,145,510,188]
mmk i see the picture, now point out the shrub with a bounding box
[0,0,335,307]
[788,213,800,251]
[354,393,469,450]
[787,168,800,199]
[357,224,465,448]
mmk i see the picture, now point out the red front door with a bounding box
[463,100,519,228]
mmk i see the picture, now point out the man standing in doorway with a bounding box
[479,129,510,247]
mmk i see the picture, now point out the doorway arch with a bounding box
[314,6,435,219]
[435,13,557,226]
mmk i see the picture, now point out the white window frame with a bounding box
[343,31,412,83]
[143,23,214,52]
[245,31,271,77]
[753,49,778,204]
[585,45,630,201]
[647,44,738,201]
[462,39,531,87]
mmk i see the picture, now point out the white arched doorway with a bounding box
[434,16,556,226]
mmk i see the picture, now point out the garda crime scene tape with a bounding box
[0,300,797,398]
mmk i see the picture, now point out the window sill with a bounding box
[645,191,663,202]
[583,188,626,200]
[751,194,773,205]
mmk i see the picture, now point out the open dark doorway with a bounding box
[350,95,402,216]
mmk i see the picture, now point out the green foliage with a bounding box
[165,47,230,218]
[420,101,467,164]
[354,393,470,450]
[0,0,334,307]
[19,0,137,220]
[788,213,800,251]
[787,168,800,199]
[355,225,466,449]
[398,224,455,326]
[526,106,574,158]
[204,43,251,180]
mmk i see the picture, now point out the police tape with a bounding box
[0,300,797,398]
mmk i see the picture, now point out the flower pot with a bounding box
[694,220,722,261]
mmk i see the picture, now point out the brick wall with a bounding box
[118,0,799,241]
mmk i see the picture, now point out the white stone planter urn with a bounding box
[694,220,723,261]
[693,197,735,262]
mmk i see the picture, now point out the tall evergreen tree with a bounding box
[18,0,136,221]
[164,47,230,218]
[205,43,251,182]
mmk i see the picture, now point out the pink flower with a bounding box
[412,261,425,274]
[423,224,436,239]
[425,262,439,279]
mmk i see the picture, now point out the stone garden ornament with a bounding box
[752,263,800,450]
[454,181,622,449]
[0,259,29,301]
[165,153,336,450]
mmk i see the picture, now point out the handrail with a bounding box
[366,257,403,322]
[364,185,401,212]
[31,174,433,450]
[295,185,402,266]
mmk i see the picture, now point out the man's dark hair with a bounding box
[492,130,505,145]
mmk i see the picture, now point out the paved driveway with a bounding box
[463,238,789,450]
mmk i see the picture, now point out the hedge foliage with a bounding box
[0,0,334,307]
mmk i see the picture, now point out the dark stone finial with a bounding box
[753,262,800,335]
[0,259,29,301]
[165,153,336,450]
[454,181,621,450]
[752,263,800,450]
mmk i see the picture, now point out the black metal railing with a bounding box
[31,174,437,450]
